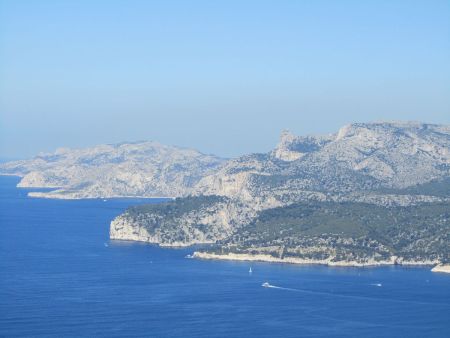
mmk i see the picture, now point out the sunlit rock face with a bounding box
[0,141,225,199]
[272,129,332,161]
[193,122,450,205]
[110,196,258,247]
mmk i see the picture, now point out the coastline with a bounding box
[431,264,450,274]
[3,174,448,273]
[192,251,441,268]
[27,191,175,200]
[1,174,175,200]
[110,237,215,248]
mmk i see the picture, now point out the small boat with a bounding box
[262,282,271,288]
[249,267,252,274]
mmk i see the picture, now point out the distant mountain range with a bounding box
[3,121,449,201]
[0,141,225,199]
[2,121,450,266]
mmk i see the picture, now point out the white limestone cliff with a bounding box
[431,264,450,274]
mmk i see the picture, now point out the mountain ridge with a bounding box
[108,121,450,267]
[3,121,449,265]
[3,121,449,200]
[0,140,226,199]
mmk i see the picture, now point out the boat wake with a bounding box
[262,282,300,292]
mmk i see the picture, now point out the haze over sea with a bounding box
[0,175,449,338]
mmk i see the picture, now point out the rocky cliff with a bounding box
[110,196,257,246]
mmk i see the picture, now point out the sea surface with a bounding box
[0,175,449,338]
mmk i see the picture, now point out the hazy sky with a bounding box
[1,0,449,159]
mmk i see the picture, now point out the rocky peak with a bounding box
[272,130,302,161]
[272,129,331,161]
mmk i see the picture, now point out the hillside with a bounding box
[208,201,450,264]
[194,122,450,204]
[0,141,225,199]
[109,121,450,265]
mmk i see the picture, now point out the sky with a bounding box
[1,0,449,159]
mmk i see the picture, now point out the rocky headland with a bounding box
[431,264,450,274]
[109,122,450,268]
[3,121,449,268]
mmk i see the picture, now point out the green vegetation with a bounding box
[127,195,226,218]
[123,194,450,263]
[219,201,450,263]
[122,195,230,244]
[379,177,450,197]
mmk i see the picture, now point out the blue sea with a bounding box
[0,176,449,338]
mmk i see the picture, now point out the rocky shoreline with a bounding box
[27,190,173,200]
[431,264,450,274]
[192,251,443,269]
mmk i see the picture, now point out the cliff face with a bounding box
[431,265,450,273]
[271,130,332,161]
[110,196,258,246]
[110,197,450,263]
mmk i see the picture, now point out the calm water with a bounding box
[0,176,449,338]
